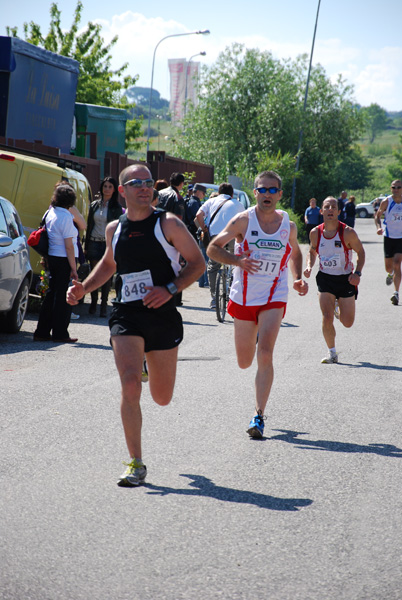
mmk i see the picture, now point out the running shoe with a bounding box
[210,298,216,309]
[141,359,148,383]
[390,292,399,306]
[334,300,340,320]
[71,312,80,320]
[321,352,339,364]
[386,273,394,286]
[247,413,266,438]
[117,458,147,487]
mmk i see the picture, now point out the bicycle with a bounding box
[215,264,233,323]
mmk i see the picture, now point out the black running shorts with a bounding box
[383,236,402,258]
[109,304,183,352]
[316,271,358,299]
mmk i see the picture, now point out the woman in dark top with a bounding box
[344,195,356,228]
[85,176,123,317]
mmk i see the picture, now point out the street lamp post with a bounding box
[146,30,210,154]
[290,0,321,209]
[184,52,206,117]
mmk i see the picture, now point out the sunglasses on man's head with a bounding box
[255,186,282,194]
[391,185,402,189]
[123,178,154,188]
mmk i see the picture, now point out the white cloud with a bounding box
[90,12,402,110]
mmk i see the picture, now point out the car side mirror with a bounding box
[0,235,13,247]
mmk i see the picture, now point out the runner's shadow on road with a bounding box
[270,429,402,457]
[182,320,217,327]
[144,474,313,511]
[343,361,402,372]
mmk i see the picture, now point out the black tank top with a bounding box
[112,210,180,310]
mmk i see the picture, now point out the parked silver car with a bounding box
[199,183,251,209]
[0,196,33,332]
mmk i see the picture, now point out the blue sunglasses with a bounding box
[255,186,282,194]
[123,178,154,188]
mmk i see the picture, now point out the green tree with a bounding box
[7,1,137,109]
[333,145,373,190]
[176,44,364,214]
[361,103,389,144]
[388,134,402,180]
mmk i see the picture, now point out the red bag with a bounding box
[27,212,49,256]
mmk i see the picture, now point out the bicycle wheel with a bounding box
[215,270,227,322]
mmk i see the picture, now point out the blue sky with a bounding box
[3,0,402,111]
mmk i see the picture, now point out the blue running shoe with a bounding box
[247,413,266,438]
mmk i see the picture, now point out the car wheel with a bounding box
[1,278,30,333]
[357,208,368,218]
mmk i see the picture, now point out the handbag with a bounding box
[200,229,211,249]
[27,211,49,257]
[77,262,91,280]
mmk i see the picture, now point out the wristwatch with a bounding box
[165,281,178,296]
[354,270,362,277]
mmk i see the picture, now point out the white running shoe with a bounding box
[390,292,399,306]
[321,352,339,364]
[117,458,147,487]
[386,273,394,286]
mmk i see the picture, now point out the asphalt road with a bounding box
[1,218,402,600]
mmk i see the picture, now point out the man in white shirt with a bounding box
[195,182,244,308]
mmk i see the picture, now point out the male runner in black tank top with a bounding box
[67,164,205,487]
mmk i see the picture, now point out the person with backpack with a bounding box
[194,183,244,309]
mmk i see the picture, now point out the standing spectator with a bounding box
[67,164,205,486]
[85,176,123,317]
[343,195,356,228]
[155,179,168,192]
[196,191,218,288]
[375,180,402,305]
[184,183,206,240]
[157,172,185,220]
[304,198,321,237]
[195,183,244,308]
[337,190,348,222]
[33,184,80,343]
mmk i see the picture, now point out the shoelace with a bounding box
[123,459,143,472]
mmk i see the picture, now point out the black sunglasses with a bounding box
[391,185,402,190]
[255,186,282,194]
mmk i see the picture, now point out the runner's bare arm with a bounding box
[303,227,318,278]
[207,213,259,274]
[375,198,388,233]
[142,213,205,309]
[67,220,118,305]
[194,207,206,230]
[288,222,308,295]
[345,228,365,285]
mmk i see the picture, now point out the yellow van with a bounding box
[0,150,91,278]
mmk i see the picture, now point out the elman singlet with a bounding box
[230,208,292,306]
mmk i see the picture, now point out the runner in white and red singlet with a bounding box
[208,170,308,439]
[304,196,365,364]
